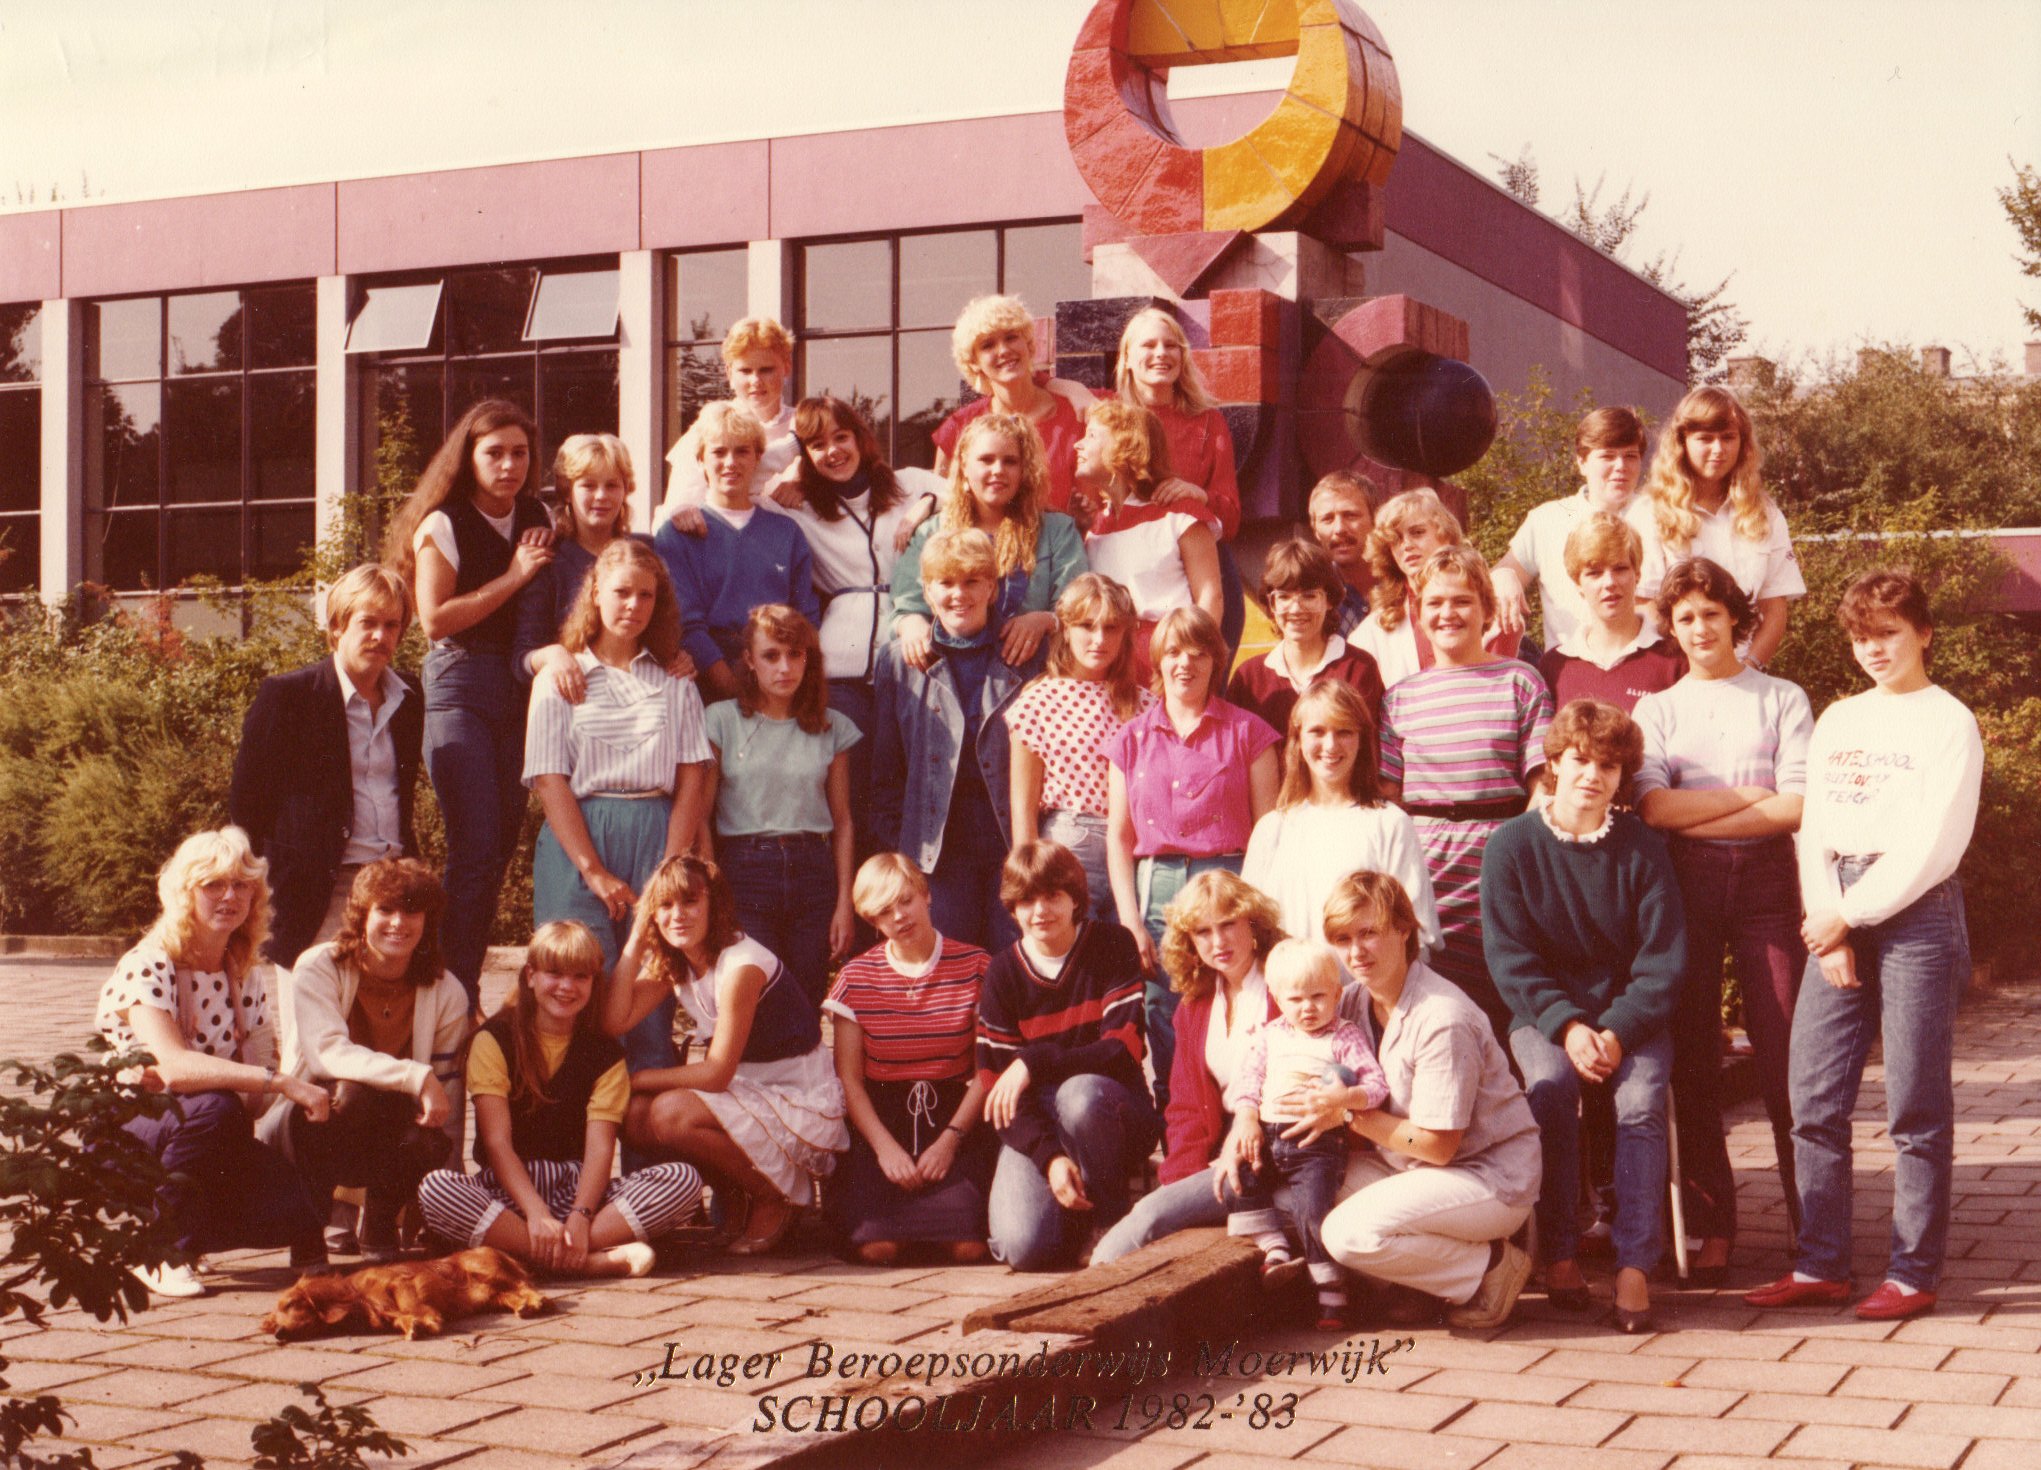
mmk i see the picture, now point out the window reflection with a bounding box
[803,240,890,333]
[0,305,43,385]
[1003,223,1089,321]
[85,283,316,589]
[667,248,748,343]
[794,220,1081,466]
[247,287,315,369]
[526,269,620,341]
[164,380,241,505]
[346,282,443,355]
[0,391,38,514]
[447,267,537,357]
[167,292,243,374]
[91,298,161,382]
[250,376,315,501]
[802,336,893,447]
[901,230,995,329]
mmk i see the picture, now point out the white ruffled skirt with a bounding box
[697,1046,850,1201]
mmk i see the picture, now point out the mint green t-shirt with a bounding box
[704,702,862,836]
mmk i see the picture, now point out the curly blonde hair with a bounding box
[1160,870,1285,1001]
[1085,399,1171,500]
[1642,385,1770,550]
[149,827,271,986]
[1114,307,1212,414]
[952,295,1037,394]
[1365,488,1464,630]
[942,413,1047,580]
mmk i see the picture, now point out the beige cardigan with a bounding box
[256,941,468,1153]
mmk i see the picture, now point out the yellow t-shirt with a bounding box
[466,1029,630,1126]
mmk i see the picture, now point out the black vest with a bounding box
[481,1012,625,1162]
[447,495,552,654]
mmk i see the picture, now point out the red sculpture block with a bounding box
[1124,151,1209,240]
[1208,288,1280,347]
[1070,114,1168,222]
[1193,346,1280,405]
[1127,227,1238,294]
[1063,48,1123,153]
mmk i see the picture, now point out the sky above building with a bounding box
[2,0,2037,369]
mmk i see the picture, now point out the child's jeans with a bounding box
[1221,1123,1348,1269]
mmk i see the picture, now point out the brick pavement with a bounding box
[2,951,2036,1470]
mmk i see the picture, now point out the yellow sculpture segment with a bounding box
[1064,0,1402,236]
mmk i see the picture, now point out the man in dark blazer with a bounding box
[231,564,424,969]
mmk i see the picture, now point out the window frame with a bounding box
[791,217,1085,466]
[83,285,317,592]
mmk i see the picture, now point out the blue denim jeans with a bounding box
[987,1074,1160,1271]
[1139,853,1243,1113]
[1041,809,1115,922]
[423,643,529,1006]
[1789,867,1969,1291]
[1090,1165,1228,1264]
[721,831,835,1009]
[1513,1026,1672,1274]
[123,1090,323,1257]
[928,785,1019,954]
[1222,1125,1348,1268]
[1670,835,1804,1242]
[827,678,876,861]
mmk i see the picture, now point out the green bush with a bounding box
[0,583,539,946]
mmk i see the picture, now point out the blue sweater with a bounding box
[1479,809,1688,1052]
[654,510,819,673]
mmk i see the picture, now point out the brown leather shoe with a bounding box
[1855,1282,1937,1321]
[1744,1274,1849,1309]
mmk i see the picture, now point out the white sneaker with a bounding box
[133,1261,208,1299]
[612,1242,656,1279]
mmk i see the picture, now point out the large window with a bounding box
[85,286,316,590]
[663,247,751,459]
[794,221,1087,469]
[0,305,40,595]
[352,259,621,508]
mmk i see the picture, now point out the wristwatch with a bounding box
[1340,1106,1356,1126]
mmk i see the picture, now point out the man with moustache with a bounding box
[1307,471,1379,637]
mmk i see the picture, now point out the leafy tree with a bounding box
[1744,347,2041,533]
[1999,159,2041,334]
[1490,146,1748,384]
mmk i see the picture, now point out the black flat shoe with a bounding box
[1688,1262,1728,1289]
[1547,1283,1591,1312]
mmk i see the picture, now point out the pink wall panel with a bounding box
[60,186,335,298]
[1384,134,1688,381]
[768,113,1091,238]
[336,154,640,274]
[642,140,770,247]
[0,212,61,303]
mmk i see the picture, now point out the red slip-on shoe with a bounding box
[1744,1274,1850,1309]
[1855,1282,1937,1321]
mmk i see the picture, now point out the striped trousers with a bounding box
[417,1158,702,1248]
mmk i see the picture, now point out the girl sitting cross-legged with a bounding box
[416,921,703,1278]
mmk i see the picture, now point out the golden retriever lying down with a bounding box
[260,1247,548,1340]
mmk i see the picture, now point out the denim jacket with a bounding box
[870,638,1046,873]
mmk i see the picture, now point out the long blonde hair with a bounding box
[498,921,607,1109]
[558,538,683,666]
[1159,870,1284,1001]
[943,413,1047,580]
[148,827,271,988]
[1274,680,1382,811]
[1643,385,1771,549]
[1365,488,1464,630]
[1114,307,1213,414]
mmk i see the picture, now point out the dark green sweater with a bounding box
[1479,810,1688,1051]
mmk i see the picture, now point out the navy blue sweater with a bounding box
[1479,809,1688,1051]
[653,510,819,673]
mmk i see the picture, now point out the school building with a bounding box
[0,89,1689,608]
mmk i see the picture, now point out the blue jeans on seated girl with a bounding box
[1788,867,1969,1292]
[1221,1125,1348,1270]
[987,1073,1159,1271]
[1512,1026,1672,1274]
[123,1090,324,1258]
[721,831,835,1009]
